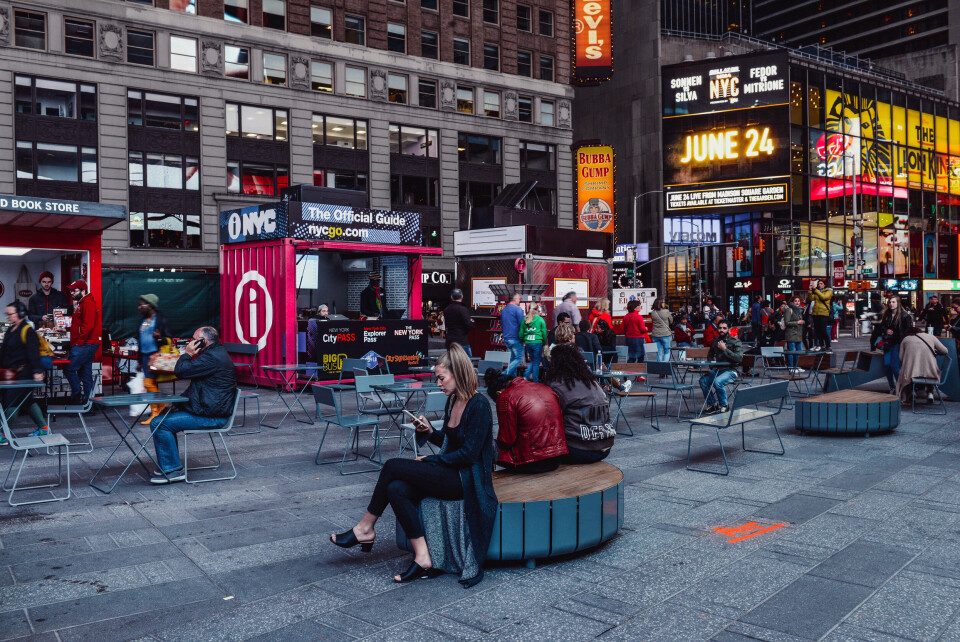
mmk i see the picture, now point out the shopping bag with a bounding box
[127,372,148,417]
[14,265,33,307]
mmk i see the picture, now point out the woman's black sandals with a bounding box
[395,562,442,583]
[330,529,374,552]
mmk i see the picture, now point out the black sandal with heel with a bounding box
[330,529,375,552]
[395,561,442,583]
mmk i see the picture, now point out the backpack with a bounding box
[21,325,54,370]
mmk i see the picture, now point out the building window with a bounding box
[538,10,553,36]
[453,0,469,18]
[483,91,500,118]
[170,36,197,73]
[391,175,439,206]
[263,53,286,86]
[130,212,201,249]
[520,142,555,170]
[418,79,437,109]
[127,30,155,66]
[225,45,249,79]
[224,0,248,23]
[540,100,554,126]
[128,151,199,190]
[311,7,332,38]
[388,74,408,104]
[225,103,287,140]
[170,1,195,14]
[421,31,439,59]
[345,66,366,98]
[453,38,470,65]
[456,87,474,114]
[313,115,368,149]
[263,0,285,30]
[14,10,45,50]
[483,0,498,24]
[518,95,532,122]
[16,141,97,183]
[345,15,365,46]
[539,55,554,81]
[227,161,289,195]
[127,91,199,131]
[64,18,94,57]
[387,24,406,53]
[311,60,333,93]
[314,169,367,192]
[517,51,532,77]
[458,133,501,164]
[16,76,97,121]
[389,125,438,157]
[422,0,437,9]
[517,5,531,31]
[483,43,499,71]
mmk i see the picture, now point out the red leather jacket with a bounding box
[495,378,568,467]
[703,323,720,347]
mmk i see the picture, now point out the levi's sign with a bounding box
[573,0,613,80]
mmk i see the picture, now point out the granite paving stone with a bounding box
[844,571,960,640]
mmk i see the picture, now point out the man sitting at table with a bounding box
[149,326,236,485]
[700,319,743,415]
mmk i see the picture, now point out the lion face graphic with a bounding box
[824,93,893,185]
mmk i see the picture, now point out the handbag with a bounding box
[148,340,181,382]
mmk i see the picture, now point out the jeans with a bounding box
[524,343,543,382]
[504,338,524,376]
[699,369,738,408]
[65,343,99,401]
[786,341,802,368]
[368,458,463,539]
[626,337,645,363]
[140,352,157,380]
[152,411,228,473]
[653,336,672,361]
[813,315,831,349]
[883,344,901,390]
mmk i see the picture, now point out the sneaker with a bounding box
[717,405,729,413]
[620,380,633,393]
[637,376,647,383]
[28,427,50,437]
[150,469,186,485]
[0,436,7,446]
[703,405,719,415]
[791,367,806,374]
[928,392,935,403]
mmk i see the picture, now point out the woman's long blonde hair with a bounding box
[594,298,610,315]
[436,343,478,402]
[524,304,539,325]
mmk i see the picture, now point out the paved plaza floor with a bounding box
[2,336,960,641]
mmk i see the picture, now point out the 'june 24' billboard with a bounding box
[577,146,614,234]
[573,0,613,81]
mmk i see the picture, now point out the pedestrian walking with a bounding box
[443,288,475,356]
[137,294,171,425]
[1,301,49,442]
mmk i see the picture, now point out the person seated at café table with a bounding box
[702,313,724,348]
[330,344,497,587]
[484,369,567,474]
[575,319,603,359]
[547,312,572,345]
[542,343,615,464]
[896,321,948,404]
[149,326,237,485]
[674,315,695,347]
[700,319,743,415]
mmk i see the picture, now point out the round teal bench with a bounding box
[796,390,900,436]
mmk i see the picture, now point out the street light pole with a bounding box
[845,147,862,338]
[631,190,663,289]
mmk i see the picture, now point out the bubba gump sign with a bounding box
[573,0,613,81]
[577,146,614,233]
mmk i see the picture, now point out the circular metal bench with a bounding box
[795,390,900,436]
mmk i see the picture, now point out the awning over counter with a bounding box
[0,194,126,231]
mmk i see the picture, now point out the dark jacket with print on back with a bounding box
[173,342,237,417]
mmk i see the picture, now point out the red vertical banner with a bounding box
[573,0,613,81]
[833,260,845,288]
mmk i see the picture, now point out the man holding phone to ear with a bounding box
[149,326,236,484]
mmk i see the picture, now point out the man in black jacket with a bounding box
[359,272,386,319]
[443,288,475,355]
[920,295,946,336]
[27,271,71,327]
[150,326,236,484]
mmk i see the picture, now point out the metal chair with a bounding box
[484,351,511,364]
[911,354,952,415]
[399,391,447,456]
[223,343,262,435]
[46,374,101,454]
[313,385,383,474]
[477,360,506,376]
[1,402,72,506]
[758,346,788,381]
[182,389,241,484]
[646,361,696,419]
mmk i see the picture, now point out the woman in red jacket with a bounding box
[484,370,568,473]
[588,298,614,332]
[621,300,648,363]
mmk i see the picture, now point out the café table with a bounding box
[371,381,442,455]
[88,392,188,494]
[594,370,657,434]
[0,380,45,420]
[260,365,318,429]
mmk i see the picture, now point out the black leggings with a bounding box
[367,458,463,539]
[813,315,831,348]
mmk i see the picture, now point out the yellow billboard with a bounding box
[576,146,614,233]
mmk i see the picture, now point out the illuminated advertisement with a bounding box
[576,146,614,233]
[663,51,789,117]
[666,182,788,211]
[573,0,613,81]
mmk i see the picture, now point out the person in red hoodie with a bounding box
[702,313,724,348]
[588,298,614,332]
[621,299,648,363]
[484,369,568,473]
[64,280,101,404]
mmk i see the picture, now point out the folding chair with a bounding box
[758,346,788,381]
[46,374,101,454]
[911,354,952,415]
[605,364,659,434]
[182,389,241,484]
[477,360,506,376]
[819,351,868,391]
[313,385,383,474]
[399,391,447,456]
[223,343,262,435]
[646,361,696,419]
[769,355,817,405]
[484,351,511,364]
[1,402,73,506]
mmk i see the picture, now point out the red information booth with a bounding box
[219,198,442,384]
[0,194,126,398]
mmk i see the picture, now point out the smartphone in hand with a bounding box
[403,409,430,431]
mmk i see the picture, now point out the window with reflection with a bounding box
[311,60,333,92]
[311,7,332,38]
[518,96,532,123]
[483,43,499,71]
[389,125,438,157]
[225,103,286,140]
[263,0,285,30]
[15,76,97,121]
[127,29,155,66]
[345,15,365,45]
[483,91,500,118]
[128,91,198,131]
[540,100,554,126]
[517,5,531,31]
[314,169,368,192]
[128,151,199,190]
[263,52,286,85]
[224,0,248,23]
[520,142,555,170]
[14,10,46,50]
[419,79,437,109]
[458,133,501,164]
[345,66,366,97]
[456,86,474,114]
[130,212,201,249]
[313,115,368,149]
[421,31,439,59]
[453,38,470,65]
[16,141,97,183]
[170,35,197,73]
[539,55,554,81]
[64,19,94,57]
[387,24,406,53]
[225,45,249,79]
[227,161,289,195]
[483,0,498,24]
[388,74,408,104]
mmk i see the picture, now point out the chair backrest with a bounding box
[477,360,504,376]
[484,351,511,363]
[340,358,367,375]
[223,342,258,357]
[643,343,659,356]
[731,381,789,412]
[760,346,783,357]
[352,368,369,379]
[312,384,341,420]
[685,347,710,359]
[616,345,629,359]
[423,391,447,414]
[614,362,647,374]
[936,354,953,385]
[645,361,674,378]
[354,374,395,394]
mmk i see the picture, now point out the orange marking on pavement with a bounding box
[714,521,785,543]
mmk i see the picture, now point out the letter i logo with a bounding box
[235,270,273,350]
